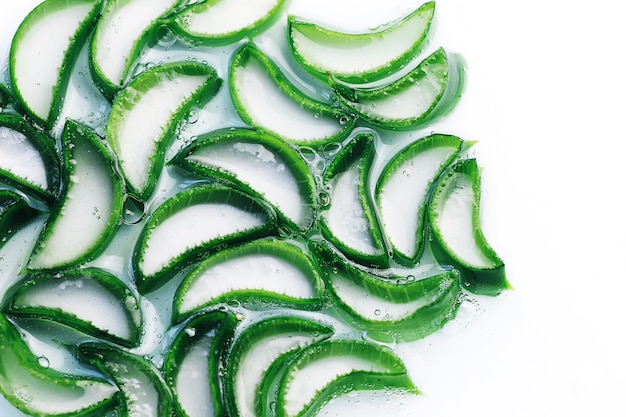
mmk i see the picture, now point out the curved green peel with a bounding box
[0,190,40,251]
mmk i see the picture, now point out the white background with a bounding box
[1,1,625,416]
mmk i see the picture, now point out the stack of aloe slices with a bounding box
[0,1,510,416]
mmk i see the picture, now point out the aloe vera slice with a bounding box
[271,340,418,417]
[27,120,124,271]
[9,0,103,129]
[334,48,465,130]
[375,134,464,266]
[107,62,221,200]
[0,114,60,202]
[288,2,434,83]
[0,84,17,109]
[134,183,275,293]
[428,158,509,295]
[225,316,333,417]
[171,0,285,45]
[0,190,39,250]
[8,268,142,348]
[174,240,324,322]
[320,132,387,267]
[89,0,180,98]
[229,43,354,145]
[172,128,317,232]
[0,315,118,417]
[77,343,174,417]
[163,311,238,417]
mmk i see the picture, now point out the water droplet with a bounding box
[373,309,381,316]
[123,195,146,225]
[38,356,50,368]
[156,25,177,48]
[184,328,196,337]
[187,109,199,124]
[339,115,350,125]
[318,191,330,207]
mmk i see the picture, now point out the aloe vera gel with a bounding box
[0,1,508,416]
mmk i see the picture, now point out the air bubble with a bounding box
[187,109,199,124]
[38,356,50,368]
[156,25,177,48]
[123,195,146,225]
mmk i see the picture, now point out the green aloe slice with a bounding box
[0,84,17,109]
[319,132,387,267]
[7,268,142,348]
[225,315,333,417]
[427,158,509,295]
[270,339,418,417]
[9,0,103,129]
[229,43,354,145]
[333,48,465,130]
[171,128,317,232]
[89,0,181,98]
[134,183,275,293]
[0,190,40,250]
[174,239,324,322]
[163,311,238,417]
[28,120,124,272]
[0,315,118,417]
[170,0,285,45]
[0,114,60,202]
[107,61,222,200]
[375,134,464,266]
[77,343,174,417]
[288,2,435,83]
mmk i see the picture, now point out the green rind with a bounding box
[0,114,61,202]
[173,239,325,323]
[27,120,124,272]
[0,84,18,108]
[229,43,355,145]
[7,268,143,348]
[427,158,510,296]
[9,0,103,129]
[134,183,276,293]
[0,315,119,417]
[171,127,317,232]
[107,61,222,200]
[288,2,435,84]
[0,190,40,250]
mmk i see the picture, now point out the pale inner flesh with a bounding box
[180,0,280,36]
[0,127,48,190]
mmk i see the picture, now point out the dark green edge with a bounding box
[275,340,418,417]
[229,43,356,146]
[164,310,238,417]
[89,0,182,100]
[9,0,103,130]
[168,0,286,46]
[170,127,317,233]
[0,114,61,202]
[427,158,510,296]
[0,314,119,417]
[107,61,222,201]
[374,133,464,267]
[288,1,435,84]
[319,132,388,267]
[173,238,325,323]
[225,315,333,417]
[0,190,40,251]
[27,120,124,272]
[77,342,174,417]
[6,267,142,348]
[0,84,18,108]
[134,183,276,294]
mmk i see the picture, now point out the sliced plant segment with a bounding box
[90,0,181,98]
[320,133,386,267]
[428,158,509,295]
[134,183,275,293]
[0,84,17,108]
[272,339,418,417]
[311,242,461,342]
[333,48,465,130]
[229,43,354,145]
[288,2,435,83]
[171,0,285,45]
[164,311,238,417]
[375,134,464,266]
[174,240,324,321]
[28,120,124,271]
[9,0,103,128]
[107,61,222,200]
[77,343,174,417]
[0,114,60,201]
[8,268,143,348]
[0,315,118,417]
[172,128,317,231]
[0,190,40,250]
[226,316,333,417]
